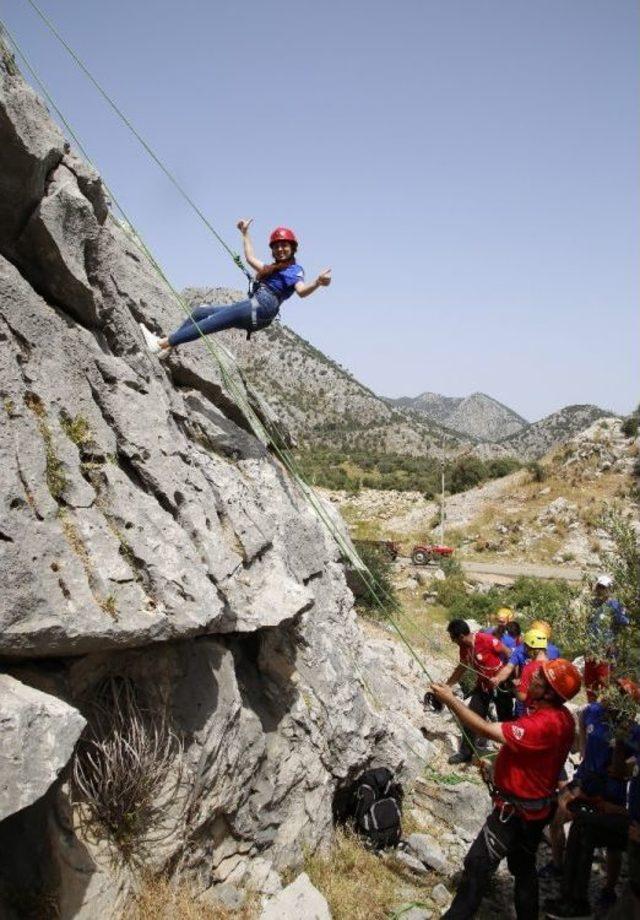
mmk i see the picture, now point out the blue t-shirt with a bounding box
[576,703,640,805]
[589,598,630,646]
[263,263,305,301]
[481,628,515,661]
[508,642,560,668]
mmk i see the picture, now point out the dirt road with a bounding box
[460,561,585,582]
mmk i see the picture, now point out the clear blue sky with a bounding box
[3,0,638,421]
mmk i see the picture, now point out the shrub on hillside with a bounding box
[526,461,547,483]
[621,404,640,439]
[548,509,640,678]
[352,543,399,621]
[448,457,486,493]
[435,574,578,642]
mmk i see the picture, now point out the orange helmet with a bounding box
[541,658,581,701]
[617,678,640,702]
[269,226,298,250]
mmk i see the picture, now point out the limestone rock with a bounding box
[431,882,452,908]
[395,849,429,875]
[400,909,432,920]
[260,872,331,920]
[0,675,85,820]
[405,833,447,872]
[412,777,490,839]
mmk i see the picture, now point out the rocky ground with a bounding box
[325,417,639,570]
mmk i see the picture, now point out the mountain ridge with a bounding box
[387,390,529,441]
[182,287,615,461]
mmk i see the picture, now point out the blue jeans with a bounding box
[168,286,280,346]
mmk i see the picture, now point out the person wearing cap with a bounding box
[444,619,511,765]
[513,629,550,717]
[483,607,517,649]
[584,575,630,703]
[489,621,560,699]
[431,659,581,920]
[545,678,640,919]
[140,220,331,353]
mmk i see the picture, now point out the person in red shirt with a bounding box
[432,658,581,920]
[444,619,509,765]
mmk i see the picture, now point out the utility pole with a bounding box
[439,435,446,545]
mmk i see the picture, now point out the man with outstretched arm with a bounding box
[444,619,510,765]
[431,659,581,920]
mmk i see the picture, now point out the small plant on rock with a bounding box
[72,676,183,863]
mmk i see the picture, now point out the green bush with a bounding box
[526,461,547,483]
[621,404,640,439]
[352,543,399,620]
[434,574,468,610]
[449,457,486,493]
[435,574,578,646]
[441,555,462,577]
[294,449,521,496]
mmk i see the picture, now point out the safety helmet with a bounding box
[269,227,298,250]
[541,659,581,701]
[595,574,613,589]
[530,619,552,638]
[617,677,640,703]
[495,607,514,624]
[524,628,548,650]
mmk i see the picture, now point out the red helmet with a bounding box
[617,677,640,702]
[541,659,581,701]
[269,226,298,250]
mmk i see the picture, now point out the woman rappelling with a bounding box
[141,220,331,353]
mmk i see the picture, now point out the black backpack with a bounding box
[350,767,403,849]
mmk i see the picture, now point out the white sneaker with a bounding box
[139,323,165,355]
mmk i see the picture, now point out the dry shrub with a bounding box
[305,827,415,920]
[122,876,257,920]
[72,676,183,862]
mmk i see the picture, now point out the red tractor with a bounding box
[410,543,455,565]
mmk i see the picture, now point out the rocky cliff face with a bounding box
[0,49,432,918]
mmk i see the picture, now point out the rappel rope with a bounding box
[3,12,501,767]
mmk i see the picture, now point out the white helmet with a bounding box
[595,574,613,589]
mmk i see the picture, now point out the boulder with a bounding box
[395,850,429,875]
[431,882,452,908]
[405,833,447,873]
[0,675,85,820]
[260,872,331,920]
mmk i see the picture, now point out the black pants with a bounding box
[562,812,630,903]
[495,685,515,722]
[443,806,548,920]
[460,689,492,759]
